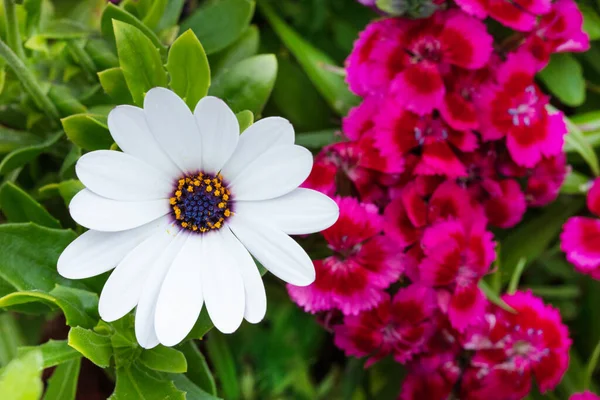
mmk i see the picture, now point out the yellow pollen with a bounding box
[222,194,229,201]
[218,202,225,209]
[206,185,213,192]
[169,197,177,205]
[175,190,182,198]
[224,209,231,217]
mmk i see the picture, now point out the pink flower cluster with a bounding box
[289,1,588,398]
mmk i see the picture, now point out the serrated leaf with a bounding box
[18,340,81,369]
[0,349,43,400]
[0,131,63,175]
[62,113,112,151]
[139,346,187,373]
[209,54,277,115]
[68,327,112,368]
[181,0,255,55]
[43,359,81,400]
[167,30,210,110]
[539,54,585,107]
[0,182,60,228]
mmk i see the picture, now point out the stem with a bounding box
[0,38,60,123]
[3,0,25,60]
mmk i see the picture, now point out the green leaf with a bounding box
[186,309,216,341]
[43,359,81,400]
[295,129,337,149]
[500,197,585,283]
[179,341,217,395]
[206,332,239,400]
[139,346,187,373]
[561,170,591,195]
[235,110,253,133]
[209,54,277,115]
[170,373,222,400]
[0,285,99,328]
[0,313,24,367]
[586,337,600,389]
[507,258,527,294]
[68,327,112,368]
[181,0,255,55]
[141,0,168,30]
[101,4,166,52]
[114,20,168,106]
[209,25,259,77]
[98,67,134,105]
[571,111,600,133]
[48,85,88,117]
[0,131,63,175]
[62,113,112,151]
[157,0,185,31]
[58,180,85,206]
[259,2,359,116]
[539,54,585,107]
[18,340,81,369]
[0,349,43,400]
[35,19,89,39]
[0,182,60,228]
[110,363,185,400]
[0,126,40,155]
[581,4,600,40]
[559,107,600,176]
[167,30,210,110]
[479,280,516,313]
[0,223,78,292]
[85,38,119,70]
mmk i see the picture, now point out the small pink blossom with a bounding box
[526,153,569,207]
[455,0,551,31]
[571,392,600,400]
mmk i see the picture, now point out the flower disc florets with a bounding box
[170,172,232,232]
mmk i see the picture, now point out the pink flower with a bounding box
[288,197,402,315]
[419,219,495,331]
[455,0,551,31]
[400,366,458,400]
[375,99,479,178]
[526,153,568,207]
[477,51,566,167]
[333,285,438,366]
[302,152,338,197]
[461,291,570,399]
[571,392,600,400]
[523,0,590,70]
[482,178,527,228]
[342,97,380,141]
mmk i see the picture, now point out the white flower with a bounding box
[58,88,339,348]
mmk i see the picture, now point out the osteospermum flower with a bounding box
[57,88,339,348]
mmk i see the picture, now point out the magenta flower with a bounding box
[288,197,402,315]
[571,392,600,400]
[333,285,438,366]
[455,0,551,31]
[477,51,566,167]
[419,218,495,331]
[526,153,568,206]
[561,178,600,278]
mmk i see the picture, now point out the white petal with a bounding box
[155,234,204,346]
[57,216,170,279]
[135,232,186,349]
[194,96,239,174]
[99,224,177,322]
[108,105,181,177]
[234,188,339,235]
[228,213,315,286]
[220,227,266,323]
[70,189,170,232]
[200,231,245,334]
[144,87,202,173]
[76,150,172,201]
[220,117,294,182]
[229,145,313,201]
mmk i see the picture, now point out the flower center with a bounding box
[414,115,448,145]
[411,37,442,63]
[508,85,539,127]
[170,172,232,233]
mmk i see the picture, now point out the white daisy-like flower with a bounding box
[58,87,339,348]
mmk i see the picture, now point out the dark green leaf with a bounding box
[47,85,88,117]
[235,110,253,133]
[295,129,337,149]
[0,349,43,400]
[539,54,585,107]
[43,359,81,400]
[0,313,24,367]
[114,20,168,106]
[170,373,222,400]
[206,331,239,400]
[479,281,516,313]
[0,182,60,228]
[209,54,277,115]
[98,67,134,105]
[179,341,217,395]
[507,258,527,294]
[259,2,359,116]
[68,327,112,368]
[185,309,216,341]
[0,131,63,175]
[181,0,255,55]
[0,126,40,155]
[101,4,166,52]
[85,38,119,70]
[139,346,187,373]
[110,362,185,400]
[561,170,590,195]
[18,340,81,369]
[581,4,600,40]
[62,113,112,151]
[167,30,210,110]
[209,25,259,77]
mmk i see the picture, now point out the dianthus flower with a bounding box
[461,291,570,399]
[333,285,438,365]
[455,0,551,31]
[571,392,600,400]
[288,197,402,315]
[526,153,569,206]
[561,177,600,278]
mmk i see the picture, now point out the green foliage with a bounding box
[540,54,586,107]
[0,349,43,400]
[43,359,81,400]
[62,113,112,151]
